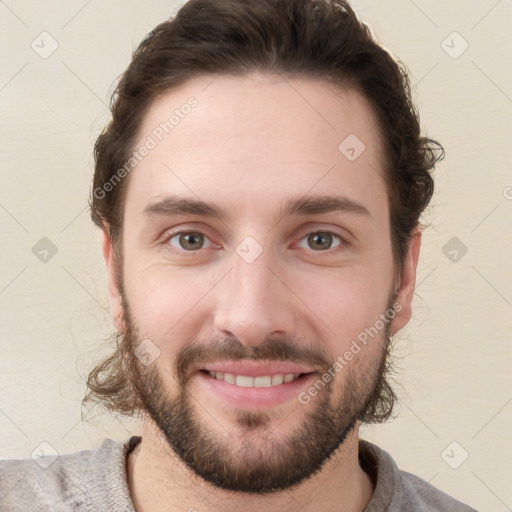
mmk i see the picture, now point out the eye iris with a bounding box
[308,232,332,250]
[180,232,203,250]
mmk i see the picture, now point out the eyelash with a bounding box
[161,229,349,256]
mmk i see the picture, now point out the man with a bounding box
[0,0,477,510]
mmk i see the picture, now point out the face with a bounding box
[103,72,420,493]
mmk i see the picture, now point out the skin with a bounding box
[102,71,421,512]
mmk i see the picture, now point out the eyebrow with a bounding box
[142,194,371,221]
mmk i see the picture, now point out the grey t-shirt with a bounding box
[0,436,477,511]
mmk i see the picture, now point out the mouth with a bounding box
[199,369,311,388]
[194,362,318,409]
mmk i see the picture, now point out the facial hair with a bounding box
[123,295,396,494]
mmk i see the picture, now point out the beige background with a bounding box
[1,1,511,510]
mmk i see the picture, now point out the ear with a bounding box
[389,225,422,335]
[101,225,124,332]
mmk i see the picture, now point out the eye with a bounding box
[296,231,343,251]
[166,231,215,252]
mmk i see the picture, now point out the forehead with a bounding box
[125,71,388,221]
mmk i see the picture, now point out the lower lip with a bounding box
[195,370,317,409]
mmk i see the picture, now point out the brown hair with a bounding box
[85,0,443,418]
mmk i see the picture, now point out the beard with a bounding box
[121,292,397,494]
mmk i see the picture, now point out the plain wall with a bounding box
[1,1,511,510]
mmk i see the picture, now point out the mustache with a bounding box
[175,336,331,385]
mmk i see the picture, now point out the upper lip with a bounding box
[198,360,315,377]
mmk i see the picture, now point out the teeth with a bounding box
[254,375,271,387]
[236,375,254,387]
[207,371,301,387]
[272,374,284,385]
[224,372,236,384]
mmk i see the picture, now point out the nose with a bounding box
[213,247,297,347]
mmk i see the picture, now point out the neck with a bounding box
[126,421,374,512]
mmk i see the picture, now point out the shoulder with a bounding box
[359,439,478,512]
[399,470,478,511]
[0,437,131,512]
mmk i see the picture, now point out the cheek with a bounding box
[122,262,216,346]
[297,267,392,347]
